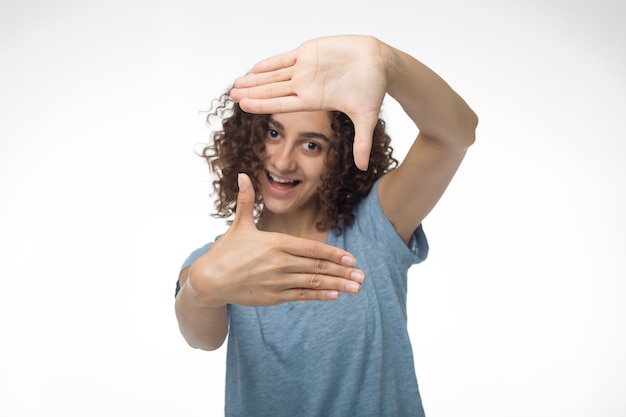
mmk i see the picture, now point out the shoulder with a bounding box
[175,237,220,297]
[180,236,221,271]
[339,180,429,266]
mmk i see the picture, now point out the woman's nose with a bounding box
[272,145,297,172]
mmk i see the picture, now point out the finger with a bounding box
[232,173,256,228]
[293,273,363,295]
[353,138,372,172]
[282,273,364,302]
[348,112,379,171]
[232,79,295,101]
[281,236,353,265]
[238,96,305,115]
[279,288,342,303]
[282,257,365,284]
[280,235,357,267]
[233,67,293,89]
[250,49,298,74]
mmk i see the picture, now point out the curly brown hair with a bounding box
[201,91,398,235]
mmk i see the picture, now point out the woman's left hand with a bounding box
[230,35,390,171]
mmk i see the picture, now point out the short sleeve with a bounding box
[408,224,429,264]
[174,241,215,297]
[350,180,429,268]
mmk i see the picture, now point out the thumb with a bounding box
[233,173,257,228]
[349,112,377,171]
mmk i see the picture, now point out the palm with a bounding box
[230,35,389,170]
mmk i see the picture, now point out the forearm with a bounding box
[175,272,228,351]
[382,42,478,148]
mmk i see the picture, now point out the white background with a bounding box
[1,0,625,416]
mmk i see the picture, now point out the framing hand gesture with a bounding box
[230,35,388,171]
[186,173,365,307]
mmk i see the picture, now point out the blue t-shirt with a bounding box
[179,180,429,417]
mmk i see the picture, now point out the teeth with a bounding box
[269,173,297,184]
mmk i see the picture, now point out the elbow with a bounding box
[182,328,227,351]
[470,110,479,140]
[188,338,225,352]
[175,307,228,352]
[459,107,478,149]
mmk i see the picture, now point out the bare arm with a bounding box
[378,42,478,243]
[175,267,228,351]
[230,35,478,243]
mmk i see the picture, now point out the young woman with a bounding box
[175,35,477,417]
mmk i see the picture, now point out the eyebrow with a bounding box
[269,118,331,142]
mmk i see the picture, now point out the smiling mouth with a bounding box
[267,171,301,189]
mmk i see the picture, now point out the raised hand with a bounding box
[187,173,365,307]
[229,35,390,171]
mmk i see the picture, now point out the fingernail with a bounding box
[341,255,356,267]
[237,173,245,190]
[327,291,339,299]
[346,282,360,294]
[351,270,365,283]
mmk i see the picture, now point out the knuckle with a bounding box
[312,258,325,272]
[297,288,308,301]
[305,243,321,259]
[308,274,322,289]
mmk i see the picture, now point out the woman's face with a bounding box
[256,111,333,216]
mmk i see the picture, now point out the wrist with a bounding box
[186,264,228,308]
[379,40,396,88]
[382,43,416,101]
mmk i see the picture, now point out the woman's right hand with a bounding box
[186,173,365,308]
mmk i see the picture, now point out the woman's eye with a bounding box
[303,141,320,152]
[267,129,279,139]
